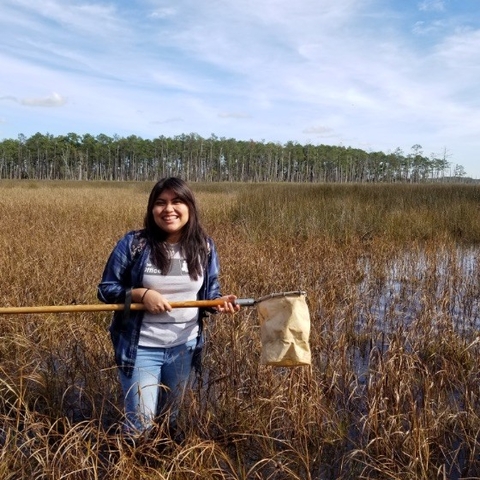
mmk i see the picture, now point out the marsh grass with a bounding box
[228,183,480,243]
[1,181,480,479]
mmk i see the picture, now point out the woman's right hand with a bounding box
[137,288,172,314]
[214,294,241,314]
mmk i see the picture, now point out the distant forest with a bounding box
[0,132,469,182]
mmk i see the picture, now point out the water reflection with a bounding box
[355,246,480,337]
[338,247,480,478]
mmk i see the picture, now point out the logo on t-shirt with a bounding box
[144,259,189,276]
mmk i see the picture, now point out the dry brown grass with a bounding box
[1,180,480,479]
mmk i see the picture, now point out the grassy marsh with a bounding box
[0,181,479,479]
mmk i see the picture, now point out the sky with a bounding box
[1,0,480,178]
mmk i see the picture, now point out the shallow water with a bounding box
[355,246,480,336]
[343,246,480,479]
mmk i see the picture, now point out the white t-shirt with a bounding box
[139,243,204,348]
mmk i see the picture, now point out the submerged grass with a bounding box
[1,180,480,479]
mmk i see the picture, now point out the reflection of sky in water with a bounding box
[322,248,479,479]
[355,247,480,334]
[347,247,480,384]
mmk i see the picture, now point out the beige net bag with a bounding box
[256,291,311,367]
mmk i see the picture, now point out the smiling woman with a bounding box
[97,177,240,438]
[152,189,190,243]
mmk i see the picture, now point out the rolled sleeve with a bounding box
[205,238,222,300]
[97,233,134,304]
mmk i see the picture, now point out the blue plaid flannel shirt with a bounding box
[97,229,221,377]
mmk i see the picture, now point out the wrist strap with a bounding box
[141,288,150,302]
[121,287,132,332]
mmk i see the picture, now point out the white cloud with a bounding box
[435,28,480,65]
[412,19,447,35]
[418,0,445,12]
[0,92,67,107]
[218,112,251,119]
[148,7,176,19]
[302,126,336,137]
[20,92,67,107]
[151,117,184,125]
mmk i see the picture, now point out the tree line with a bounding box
[0,132,467,183]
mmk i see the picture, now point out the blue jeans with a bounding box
[119,338,197,434]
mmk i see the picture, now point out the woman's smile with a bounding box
[153,189,189,242]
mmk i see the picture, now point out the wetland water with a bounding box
[342,246,480,479]
[347,245,480,383]
[355,246,480,338]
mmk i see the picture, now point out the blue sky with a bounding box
[1,0,480,178]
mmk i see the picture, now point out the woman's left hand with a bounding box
[215,294,241,313]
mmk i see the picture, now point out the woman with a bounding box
[98,177,239,435]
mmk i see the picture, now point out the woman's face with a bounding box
[152,188,190,243]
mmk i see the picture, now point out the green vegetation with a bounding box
[0,181,479,479]
[0,133,467,182]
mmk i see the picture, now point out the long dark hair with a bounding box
[144,177,208,280]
